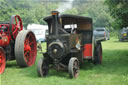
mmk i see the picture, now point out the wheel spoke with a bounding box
[25,55,30,62]
[14,31,18,39]
[13,28,18,35]
[12,24,16,31]
[16,22,21,30]
[26,34,32,43]
[74,61,78,69]
[15,17,18,24]
[24,51,28,56]
[73,62,79,77]
[26,51,32,64]
[24,56,28,62]
[25,39,29,45]
[29,42,34,46]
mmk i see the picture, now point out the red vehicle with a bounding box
[0,15,37,74]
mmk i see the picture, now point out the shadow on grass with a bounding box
[88,49,128,75]
[20,64,70,79]
[6,60,19,68]
[113,40,128,43]
[5,49,128,78]
[25,49,128,78]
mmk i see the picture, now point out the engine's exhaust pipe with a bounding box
[51,11,60,35]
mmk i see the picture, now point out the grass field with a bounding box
[1,37,128,85]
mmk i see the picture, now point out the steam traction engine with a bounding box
[0,15,37,74]
[37,11,102,78]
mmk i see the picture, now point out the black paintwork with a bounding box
[43,11,93,70]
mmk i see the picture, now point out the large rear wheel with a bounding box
[93,42,102,64]
[0,48,6,74]
[15,30,37,67]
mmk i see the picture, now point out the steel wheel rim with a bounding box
[41,65,48,77]
[24,32,37,66]
[0,48,6,74]
[73,60,79,78]
[10,15,23,39]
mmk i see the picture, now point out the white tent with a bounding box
[27,24,48,42]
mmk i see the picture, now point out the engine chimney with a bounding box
[51,11,60,35]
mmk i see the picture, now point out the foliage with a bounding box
[64,0,114,28]
[105,0,128,29]
[0,0,114,29]
[0,0,58,27]
[63,8,78,14]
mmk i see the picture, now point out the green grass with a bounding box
[1,37,128,85]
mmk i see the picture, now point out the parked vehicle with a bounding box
[94,27,110,41]
[0,15,37,74]
[118,27,128,41]
[37,11,103,78]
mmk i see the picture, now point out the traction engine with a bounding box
[0,15,37,74]
[37,11,102,78]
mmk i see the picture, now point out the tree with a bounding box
[65,0,113,28]
[0,0,113,29]
[0,0,59,27]
[105,0,128,29]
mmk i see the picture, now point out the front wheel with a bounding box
[37,58,49,77]
[68,57,79,78]
[93,42,102,64]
